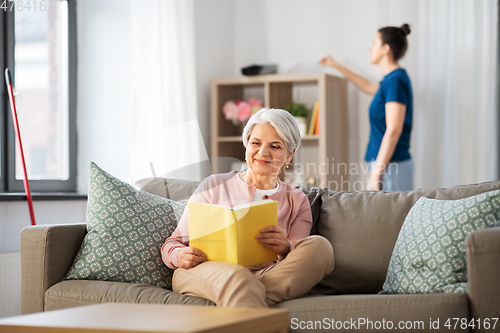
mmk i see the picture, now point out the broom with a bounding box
[5,68,36,226]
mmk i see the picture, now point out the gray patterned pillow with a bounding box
[64,162,186,289]
[381,189,500,294]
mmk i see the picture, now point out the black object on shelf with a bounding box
[241,64,278,76]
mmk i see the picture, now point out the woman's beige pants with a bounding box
[172,235,334,308]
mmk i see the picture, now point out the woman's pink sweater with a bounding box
[161,171,313,269]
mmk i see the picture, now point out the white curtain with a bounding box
[129,0,209,182]
[378,0,498,189]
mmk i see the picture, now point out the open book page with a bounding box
[188,202,238,263]
[231,199,275,211]
[188,200,278,266]
[234,200,278,266]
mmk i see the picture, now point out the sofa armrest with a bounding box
[466,226,500,331]
[20,224,87,314]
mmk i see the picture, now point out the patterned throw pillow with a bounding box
[64,162,187,289]
[381,189,500,294]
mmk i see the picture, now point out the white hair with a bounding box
[242,108,301,153]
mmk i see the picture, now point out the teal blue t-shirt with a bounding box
[365,68,413,162]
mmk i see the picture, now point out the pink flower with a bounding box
[248,98,262,107]
[237,101,251,122]
[222,98,263,125]
[223,101,238,121]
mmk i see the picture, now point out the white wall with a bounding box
[0,200,86,252]
[194,0,234,149]
[191,0,235,179]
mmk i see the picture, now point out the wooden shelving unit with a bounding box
[211,73,349,190]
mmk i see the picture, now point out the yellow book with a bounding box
[188,200,278,266]
[308,101,319,135]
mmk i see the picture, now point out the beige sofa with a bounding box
[21,179,500,333]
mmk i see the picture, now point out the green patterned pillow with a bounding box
[64,162,186,289]
[381,189,500,294]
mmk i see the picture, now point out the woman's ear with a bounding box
[382,43,392,56]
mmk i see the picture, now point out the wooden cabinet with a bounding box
[211,73,349,190]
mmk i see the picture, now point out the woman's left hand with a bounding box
[367,171,382,191]
[256,226,290,257]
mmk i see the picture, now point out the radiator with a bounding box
[0,252,21,318]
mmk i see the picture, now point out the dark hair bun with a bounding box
[400,23,411,36]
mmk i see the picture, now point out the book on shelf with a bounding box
[308,101,319,135]
[188,200,278,266]
[314,101,320,135]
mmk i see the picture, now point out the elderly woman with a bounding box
[161,108,334,308]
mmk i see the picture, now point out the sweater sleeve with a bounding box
[161,177,213,269]
[161,209,188,269]
[278,193,312,260]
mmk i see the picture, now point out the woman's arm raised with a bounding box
[319,55,379,95]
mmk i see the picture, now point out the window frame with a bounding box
[0,0,77,193]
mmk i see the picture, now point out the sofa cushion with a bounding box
[45,280,214,311]
[295,186,327,229]
[276,293,469,333]
[311,181,500,295]
[381,190,500,294]
[64,162,186,289]
[135,177,201,200]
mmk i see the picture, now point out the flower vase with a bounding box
[294,117,307,137]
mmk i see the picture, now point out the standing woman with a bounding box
[320,24,413,191]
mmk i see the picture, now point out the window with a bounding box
[0,0,76,192]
